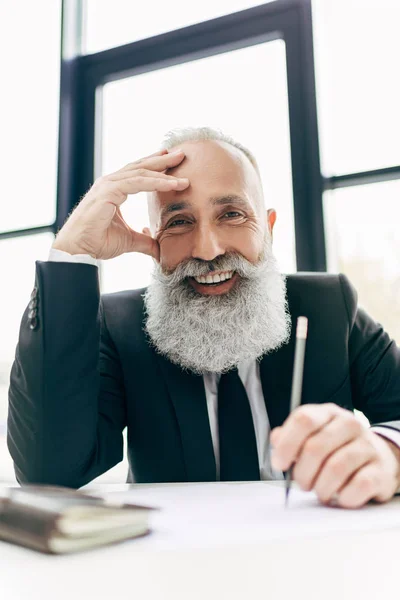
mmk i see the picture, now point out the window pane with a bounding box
[84,0,272,54]
[313,0,400,175]
[98,40,295,294]
[324,180,400,343]
[0,1,60,233]
[0,233,54,482]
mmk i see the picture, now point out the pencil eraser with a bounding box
[296,316,308,338]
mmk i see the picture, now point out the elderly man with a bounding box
[7,127,400,508]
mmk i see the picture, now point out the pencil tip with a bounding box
[285,488,289,508]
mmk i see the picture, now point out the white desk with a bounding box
[1,481,399,600]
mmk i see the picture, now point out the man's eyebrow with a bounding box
[210,194,251,209]
[160,201,192,220]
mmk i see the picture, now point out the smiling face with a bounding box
[148,140,274,296]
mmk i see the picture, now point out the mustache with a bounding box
[156,249,269,287]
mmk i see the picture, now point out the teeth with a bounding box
[193,271,234,285]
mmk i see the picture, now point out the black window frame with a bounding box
[57,0,326,272]
[4,0,399,270]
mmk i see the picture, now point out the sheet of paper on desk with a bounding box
[94,482,400,551]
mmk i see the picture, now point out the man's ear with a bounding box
[267,209,277,237]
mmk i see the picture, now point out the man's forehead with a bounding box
[148,139,263,225]
[160,141,259,202]
[166,139,250,180]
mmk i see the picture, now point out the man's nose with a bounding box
[191,225,225,262]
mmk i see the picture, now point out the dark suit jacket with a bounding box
[7,262,400,488]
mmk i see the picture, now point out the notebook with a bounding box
[0,484,155,554]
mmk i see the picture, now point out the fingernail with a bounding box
[171,149,184,154]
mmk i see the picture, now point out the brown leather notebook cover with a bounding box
[0,485,154,554]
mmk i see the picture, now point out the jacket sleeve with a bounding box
[339,273,400,431]
[7,261,127,488]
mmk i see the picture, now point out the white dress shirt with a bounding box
[47,248,400,480]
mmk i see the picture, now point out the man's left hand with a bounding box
[270,403,400,508]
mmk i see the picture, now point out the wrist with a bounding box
[52,239,95,258]
[380,437,400,486]
[384,437,400,461]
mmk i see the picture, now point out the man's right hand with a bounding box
[52,148,189,261]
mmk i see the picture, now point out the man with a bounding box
[7,127,400,509]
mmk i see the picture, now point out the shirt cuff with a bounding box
[371,426,400,495]
[370,426,400,450]
[48,248,99,267]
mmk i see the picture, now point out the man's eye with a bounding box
[223,211,242,218]
[168,219,189,227]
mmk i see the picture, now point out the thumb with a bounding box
[130,229,160,261]
[113,209,160,260]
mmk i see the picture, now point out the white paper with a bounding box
[92,482,400,551]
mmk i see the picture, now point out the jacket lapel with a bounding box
[154,351,217,482]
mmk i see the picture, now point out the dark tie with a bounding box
[217,368,260,481]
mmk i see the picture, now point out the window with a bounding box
[0,1,61,233]
[313,0,400,175]
[99,39,295,294]
[83,0,272,54]
[324,180,400,342]
[313,0,400,344]
[0,0,61,483]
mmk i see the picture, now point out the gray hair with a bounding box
[160,126,261,178]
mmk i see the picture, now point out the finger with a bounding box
[104,176,190,206]
[313,438,375,504]
[117,149,185,174]
[336,462,383,509]
[110,149,168,175]
[269,426,283,447]
[138,148,168,161]
[108,168,189,185]
[271,404,340,471]
[293,412,364,491]
[140,149,186,173]
[126,148,168,165]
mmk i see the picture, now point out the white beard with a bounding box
[143,235,291,374]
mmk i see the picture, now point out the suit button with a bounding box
[30,288,38,300]
[28,309,37,320]
[29,318,38,330]
[28,299,37,310]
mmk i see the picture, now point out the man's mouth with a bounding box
[193,270,234,285]
[188,271,239,295]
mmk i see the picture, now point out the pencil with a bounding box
[285,316,308,507]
